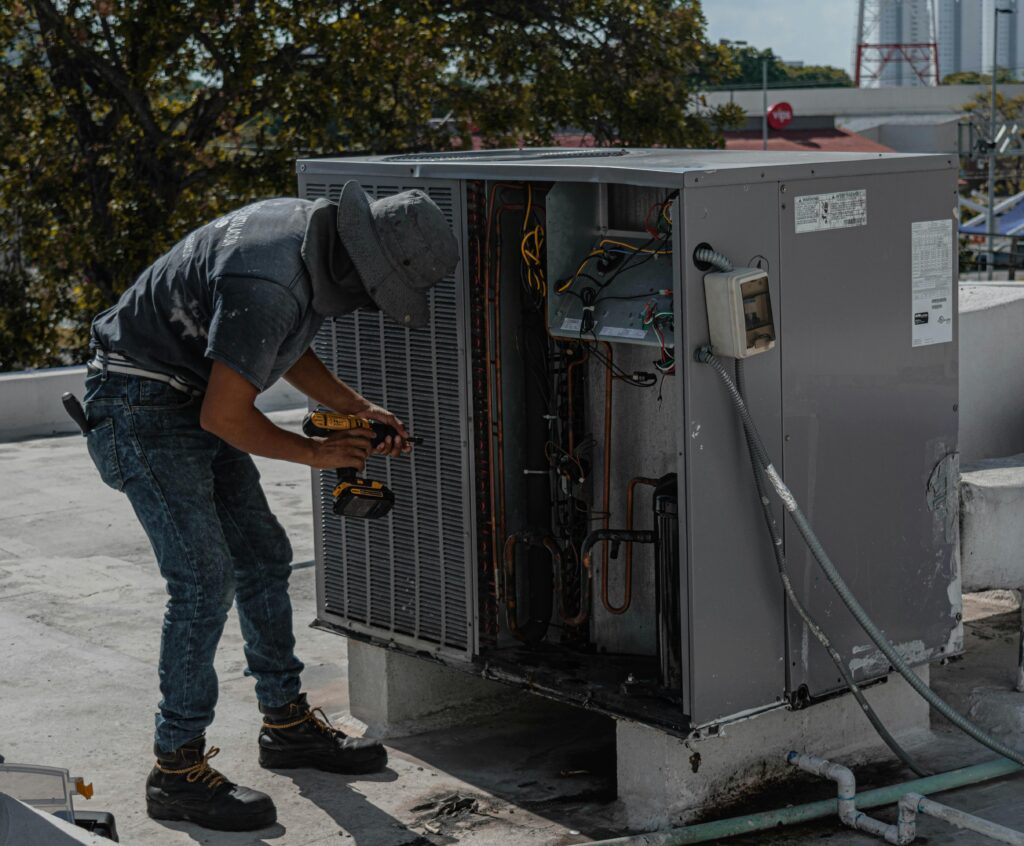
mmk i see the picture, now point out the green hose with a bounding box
[587,758,1022,845]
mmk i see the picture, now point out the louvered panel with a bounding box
[304,176,473,658]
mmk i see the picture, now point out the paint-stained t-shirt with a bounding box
[90,198,325,392]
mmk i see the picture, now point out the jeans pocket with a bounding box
[86,418,125,491]
[137,379,198,410]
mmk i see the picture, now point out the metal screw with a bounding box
[780,184,787,193]
[299,163,307,172]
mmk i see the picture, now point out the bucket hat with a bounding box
[336,181,460,329]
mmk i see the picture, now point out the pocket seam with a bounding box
[87,418,125,491]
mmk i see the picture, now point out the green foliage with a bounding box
[943,69,1017,85]
[0,0,741,370]
[713,41,853,89]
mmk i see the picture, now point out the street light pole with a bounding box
[762,58,768,151]
[988,7,1013,280]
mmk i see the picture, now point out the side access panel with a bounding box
[678,181,788,725]
[778,168,961,697]
[299,174,477,661]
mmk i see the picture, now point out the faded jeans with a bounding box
[83,370,303,753]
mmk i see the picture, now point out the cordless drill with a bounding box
[301,409,421,519]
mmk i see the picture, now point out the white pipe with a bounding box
[787,753,907,844]
[899,793,1024,845]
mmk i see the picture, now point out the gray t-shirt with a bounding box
[90,198,328,392]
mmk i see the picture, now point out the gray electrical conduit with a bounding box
[695,244,1024,766]
[733,360,927,777]
[697,346,1024,769]
[698,245,926,776]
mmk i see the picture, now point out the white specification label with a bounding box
[598,326,647,340]
[911,219,954,347]
[560,317,582,333]
[795,189,868,234]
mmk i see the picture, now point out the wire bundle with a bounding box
[642,302,675,374]
[520,184,546,302]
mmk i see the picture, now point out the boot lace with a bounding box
[263,705,344,738]
[155,746,227,789]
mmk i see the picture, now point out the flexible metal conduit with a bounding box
[697,239,926,775]
[697,346,1024,769]
[584,759,1022,846]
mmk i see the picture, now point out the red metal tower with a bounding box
[854,0,940,87]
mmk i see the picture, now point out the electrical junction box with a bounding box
[297,148,961,734]
[704,267,776,359]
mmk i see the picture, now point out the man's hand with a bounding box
[283,350,409,458]
[352,401,410,458]
[308,429,376,471]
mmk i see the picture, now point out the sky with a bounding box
[701,0,859,73]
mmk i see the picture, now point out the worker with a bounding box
[81,182,459,832]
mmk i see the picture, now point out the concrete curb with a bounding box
[0,366,304,442]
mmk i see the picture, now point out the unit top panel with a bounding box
[297,147,955,188]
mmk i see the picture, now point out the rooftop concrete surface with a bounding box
[3,409,1024,845]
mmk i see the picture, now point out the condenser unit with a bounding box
[297,148,961,733]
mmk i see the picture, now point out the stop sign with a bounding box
[767,101,794,130]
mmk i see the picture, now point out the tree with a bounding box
[943,69,1017,85]
[713,41,853,89]
[0,0,743,370]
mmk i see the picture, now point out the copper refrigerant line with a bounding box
[484,181,670,636]
[502,533,591,641]
[599,475,661,615]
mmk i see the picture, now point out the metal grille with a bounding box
[307,179,472,657]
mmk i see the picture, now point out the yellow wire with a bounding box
[598,238,671,255]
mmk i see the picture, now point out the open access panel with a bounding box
[299,148,961,734]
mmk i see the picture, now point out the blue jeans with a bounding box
[83,371,303,753]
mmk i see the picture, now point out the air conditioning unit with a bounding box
[297,148,960,733]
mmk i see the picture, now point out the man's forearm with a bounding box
[284,349,368,413]
[205,401,316,465]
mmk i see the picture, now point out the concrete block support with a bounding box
[616,666,931,831]
[961,454,1024,594]
[346,640,515,738]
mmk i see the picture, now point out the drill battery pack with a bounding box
[331,474,395,520]
[303,408,421,521]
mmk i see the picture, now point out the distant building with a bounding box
[863,0,1021,85]
[705,83,1024,153]
[939,0,1020,81]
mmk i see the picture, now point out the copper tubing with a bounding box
[483,185,523,602]
[600,476,661,615]
[502,534,527,641]
[600,341,614,593]
[503,532,565,640]
[566,349,588,455]
[583,529,655,619]
[561,542,592,627]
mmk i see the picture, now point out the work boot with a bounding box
[258,693,388,774]
[146,736,277,831]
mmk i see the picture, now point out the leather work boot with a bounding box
[146,736,277,831]
[258,693,388,774]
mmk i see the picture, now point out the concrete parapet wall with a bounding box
[959,285,1024,464]
[0,365,304,441]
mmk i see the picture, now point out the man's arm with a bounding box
[283,348,409,456]
[200,361,375,470]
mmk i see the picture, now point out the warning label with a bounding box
[911,219,954,347]
[794,189,868,234]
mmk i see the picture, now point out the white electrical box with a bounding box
[703,268,776,359]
